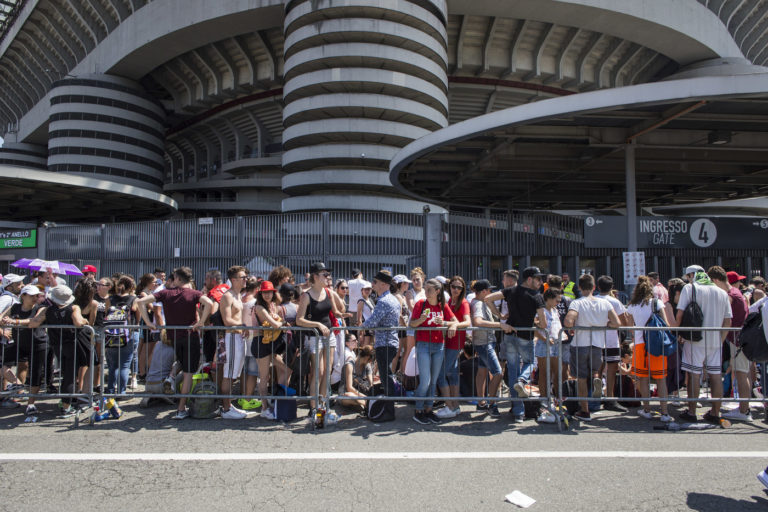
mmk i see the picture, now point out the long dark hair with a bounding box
[667,278,685,309]
[629,275,654,306]
[137,273,155,293]
[448,275,466,306]
[73,278,95,309]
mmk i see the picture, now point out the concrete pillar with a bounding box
[625,142,637,252]
[425,213,442,278]
[763,256,768,277]
[555,255,563,275]
[746,256,752,278]
[670,256,676,279]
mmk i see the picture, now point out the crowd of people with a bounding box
[0,261,766,429]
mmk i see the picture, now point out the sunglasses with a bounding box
[339,286,348,290]
[450,284,463,290]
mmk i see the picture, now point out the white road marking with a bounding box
[1,451,767,461]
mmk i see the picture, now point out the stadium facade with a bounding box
[0,0,767,281]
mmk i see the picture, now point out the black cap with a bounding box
[279,283,296,300]
[351,268,361,278]
[472,279,494,292]
[309,262,333,274]
[373,270,392,284]
[522,266,546,280]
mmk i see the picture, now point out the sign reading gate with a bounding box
[584,216,768,249]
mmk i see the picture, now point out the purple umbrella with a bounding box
[21,259,84,276]
[10,258,33,269]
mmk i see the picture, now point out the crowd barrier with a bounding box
[1,322,763,431]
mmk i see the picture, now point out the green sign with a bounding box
[0,229,37,249]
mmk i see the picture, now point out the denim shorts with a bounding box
[534,339,558,358]
[244,355,260,377]
[475,343,502,376]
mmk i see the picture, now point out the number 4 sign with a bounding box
[689,218,717,248]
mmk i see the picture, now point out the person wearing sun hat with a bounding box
[18,284,89,415]
[0,273,25,315]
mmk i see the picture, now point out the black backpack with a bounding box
[680,283,704,342]
[367,396,395,422]
[738,306,768,363]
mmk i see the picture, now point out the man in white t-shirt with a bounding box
[347,268,365,326]
[675,266,732,423]
[564,274,620,421]
[0,274,25,314]
[596,275,629,413]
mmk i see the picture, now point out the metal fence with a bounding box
[2,323,763,431]
[44,211,767,288]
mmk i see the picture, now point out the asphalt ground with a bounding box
[1,397,767,511]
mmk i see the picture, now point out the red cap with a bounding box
[726,271,746,284]
[259,280,275,292]
[82,265,98,274]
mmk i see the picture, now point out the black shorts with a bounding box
[251,335,287,359]
[172,331,201,374]
[602,347,621,363]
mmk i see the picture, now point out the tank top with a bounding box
[305,289,332,329]
[94,295,107,327]
[45,304,77,345]
[9,303,48,348]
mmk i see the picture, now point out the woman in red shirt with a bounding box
[435,276,472,419]
[409,278,458,425]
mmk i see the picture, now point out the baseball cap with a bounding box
[522,266,546,280]
[20,284,41,296]
[1,273,25,288]
[82,264,98,274]
[726,271,746,284]
[472,279,495,292]
[684,265,705,275]
[392,274,412,284]
[361,280,373,289]
[434,275,448,284]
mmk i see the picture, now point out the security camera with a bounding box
[423,205,431,213]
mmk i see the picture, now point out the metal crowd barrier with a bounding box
[1,322,763,432]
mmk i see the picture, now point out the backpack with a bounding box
[273,384,298,422]
[188,374,217,419]
[368,396,396,422]
[644,299,676,357]
[104,302,131,348]
[679,283,704,342]
[738,306,768,363]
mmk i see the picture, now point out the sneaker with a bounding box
[435,407,457,419]
[173,409,189,420]
[659,414,673,423]
[426,410,441,424]
[638,409,654,419]
[513,382,529,398]
[537,410,557,424]
[722,408,753,422]
[238,398,262,410]
[6,383,24,393]
[162,377,175,395]
[0,398,20,409]
[221,406,247,419]
[412,411,429,425]
[574,410,591,421]
[489,404,501,417]
[592,377,603,399]
[513,414,525,423]
[128,376,138,390]
[758,468,768,489]
[261,408,276,421]
[476,402,489,412]
[702,411,721,424]
[603,402,627,413]
[679,410,697,422]
[25,404,38,416]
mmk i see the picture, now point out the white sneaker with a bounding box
[221,406,247,419]
[659,414,673,423]
[637,409,653,419]
[173,409,189,420]
[513,382,529,398]
[163,377,175,395]
[592,378,603,399]
[128,376,138,390]
[261,408,276,420]
[435,407,457,419]
[722,408,752,422]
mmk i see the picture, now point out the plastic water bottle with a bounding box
[314,408,325,429]
[106,398,122,419]
[325,412,339,427]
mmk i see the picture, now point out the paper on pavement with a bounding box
[506,490,535,508]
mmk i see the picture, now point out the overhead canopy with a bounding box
[390,71,768,211]
[0,165,178,222]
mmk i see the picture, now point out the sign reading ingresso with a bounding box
[584,216,768,249]
[0,229,37,249]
